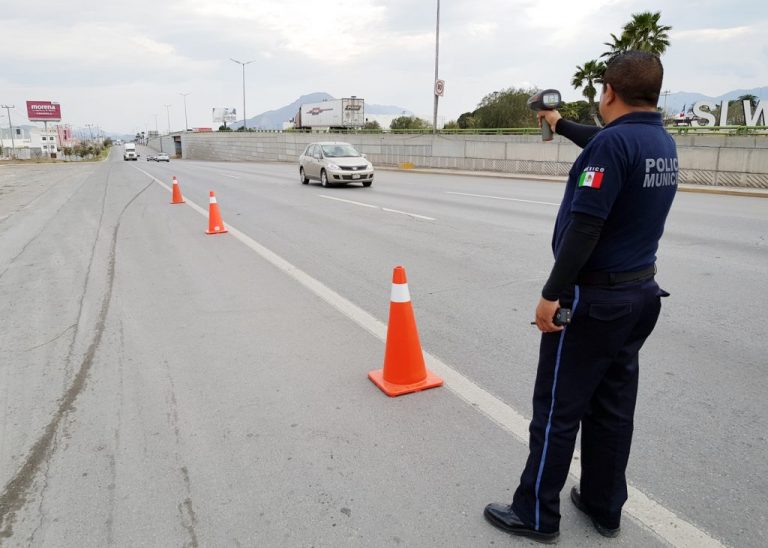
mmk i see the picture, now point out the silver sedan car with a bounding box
[299,142,374,187]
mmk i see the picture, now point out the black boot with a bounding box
[484,503,560,544]
[570,487,621,538]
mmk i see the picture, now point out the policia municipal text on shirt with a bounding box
[484,51,677,544]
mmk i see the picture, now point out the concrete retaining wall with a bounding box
[149,131,768,189]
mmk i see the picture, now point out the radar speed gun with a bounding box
[528,89,562,142]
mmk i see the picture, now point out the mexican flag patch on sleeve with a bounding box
[578,169,604,189]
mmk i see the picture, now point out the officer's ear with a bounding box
[602,83,617,106]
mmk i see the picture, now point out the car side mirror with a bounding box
[361,153,367,159]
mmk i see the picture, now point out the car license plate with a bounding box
[352,174,361,179]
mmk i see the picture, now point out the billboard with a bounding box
[27,101,62,122]
[212,107,237,124]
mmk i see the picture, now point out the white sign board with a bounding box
[212,107,237,124]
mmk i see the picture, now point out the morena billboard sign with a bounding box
[26,101,62,122]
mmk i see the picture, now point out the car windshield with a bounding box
[321,144,360,158]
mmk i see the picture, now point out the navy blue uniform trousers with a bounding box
[512,278,664,533]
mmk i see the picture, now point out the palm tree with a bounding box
[602,32,632,58]
[737,94,759,109]
[572,60,606,123]
[603,11,671,58]
[737,94,762,125]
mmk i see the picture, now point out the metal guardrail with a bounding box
[240,126,768,136]
[666,125,768,136]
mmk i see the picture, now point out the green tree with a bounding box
[572,60,606,121]
[723,95,760,125]
[363,120,382,131]
[443,120,460,130]
[218,125,232,131]
[603,11,671,58]
[559,101,594,125]
[457,112,478,129]
[472,87,538,128]
[390,116,430,130]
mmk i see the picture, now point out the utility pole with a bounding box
[1,104,16,158]
[230,58,256,130]
[432,0,440,134]
[179,92,190,131]
[85,123,94,141]
[164,104,172,134]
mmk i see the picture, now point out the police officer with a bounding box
[484,51,677,543]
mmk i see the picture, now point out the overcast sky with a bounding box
[1,0,766,134]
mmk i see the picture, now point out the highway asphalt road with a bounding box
[0,148,766,547]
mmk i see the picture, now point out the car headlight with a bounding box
[326,163,340,170]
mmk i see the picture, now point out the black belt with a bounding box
[577,264,656,286]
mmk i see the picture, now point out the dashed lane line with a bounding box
[447,191,559,206]
[318,194,436,221]
[135,166,726,548]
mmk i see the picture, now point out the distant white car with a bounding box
[155,153,170,162]
[299,142,373,187]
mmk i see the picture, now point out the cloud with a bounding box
[1,0,765,133]
[672,26,752,41]
[178,0,388,62]
[0,19,206,72]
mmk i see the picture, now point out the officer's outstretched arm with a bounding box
[555,119,601,149]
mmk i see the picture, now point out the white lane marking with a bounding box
[136,165,725,548]
[222,174,240,179]
[447,191,559,206]
[318,195,377,209]
[319,194,436,221]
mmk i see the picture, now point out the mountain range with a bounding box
[233,92,413,130]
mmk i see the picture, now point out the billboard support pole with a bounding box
[432,0,440,135]
[1,105,16,159]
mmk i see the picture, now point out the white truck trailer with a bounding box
[123,142,137,161]
[294,97,364,131]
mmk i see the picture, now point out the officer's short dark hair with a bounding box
[602,51,663,107]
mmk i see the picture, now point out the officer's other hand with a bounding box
[535,297,564,333]
[537,110,562,134]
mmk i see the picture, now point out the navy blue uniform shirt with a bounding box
[553,111,677,273]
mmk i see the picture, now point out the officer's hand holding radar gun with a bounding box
[528,89,563,142]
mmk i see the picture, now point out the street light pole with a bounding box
[164,104,172,134]
[179,92,190,131]
[85,123,94,141]
[1,105,16,158]
[432,0,440,134]
[661,89,671,117]
[230,58,256,130]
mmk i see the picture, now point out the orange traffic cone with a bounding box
[205,191,228,235]
[171,176,185,204]
[368,266,443,397]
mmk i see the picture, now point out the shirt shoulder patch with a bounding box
[578,166,605,189]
